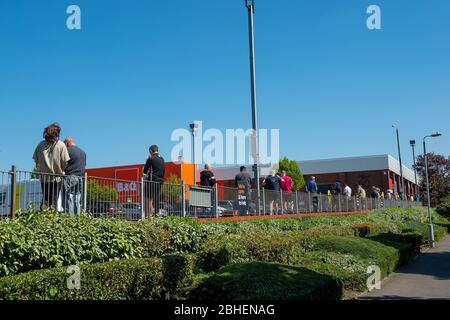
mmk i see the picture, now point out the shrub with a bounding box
[436,197,450,219]
[291,251,368,292]
[196,232,311,273]
[143,217,203,254]
[188,262,343,300]
[0,256,192,300]
[0,212,145,277]
[311,236,402,279]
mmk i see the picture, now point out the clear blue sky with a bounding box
[0,0,449,171]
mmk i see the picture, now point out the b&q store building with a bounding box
[86,154,418,199]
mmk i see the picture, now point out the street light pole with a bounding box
[393,125,405,199]
[410,140,419,200]
[245,0,261,215]
[423,132,442,248]
[190,123,199,185]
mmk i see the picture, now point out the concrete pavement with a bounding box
[360,235,450,300]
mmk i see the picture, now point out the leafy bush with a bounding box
[310,236,402,279]
[196,232,311,273]
[142,217,203,254]
[86,180,118,202]
[0,212,145,277]
[188,262,343,300]
[0,256,193,300]
[436,197,450,219]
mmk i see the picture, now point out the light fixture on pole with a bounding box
[392,125,405,199]
[409,140,419,200]
[189,123,199,185]
[178,155,183,183]
[423,132,442,248]
[244,0,261,215]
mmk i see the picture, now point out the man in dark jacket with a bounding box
[200,164,216,188]
[143,145,165,218]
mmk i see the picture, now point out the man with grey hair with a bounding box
[263,170,281,215]
[63,138,86,215]
[200,164,216,188]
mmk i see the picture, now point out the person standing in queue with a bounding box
[63,137,86,215]
[200,164,216,188]
[143,145,165,218]
[33,123,70,211]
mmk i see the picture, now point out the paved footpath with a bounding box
[361,235,450,300]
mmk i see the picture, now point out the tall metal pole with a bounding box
[245,0,261,215]
[190,123,199,186]
[192,132,196,185]
[410,141,419,200]
[423,137,435,247]
[394,126,405,199]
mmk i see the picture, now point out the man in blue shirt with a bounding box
[63,138,87,215]
[307,176,319,212]
[307,176,318,193]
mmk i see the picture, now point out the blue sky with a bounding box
[0,0,449,171]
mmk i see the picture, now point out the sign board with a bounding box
[237,180,250,216]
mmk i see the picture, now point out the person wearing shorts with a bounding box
[263,170,282,215]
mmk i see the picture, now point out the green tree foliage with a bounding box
[31,164,41,179]
[162,174,182,202]
[415,153,450,206]
[86,180,118,202]
[278,157,305,191]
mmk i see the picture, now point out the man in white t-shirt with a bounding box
[343,183,352,199]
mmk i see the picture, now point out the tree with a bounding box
[415,153,450,207]
[277,157,305,191]
[31,164,41,179]
[87,180,118,203]
[162,174,182,202]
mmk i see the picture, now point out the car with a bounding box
[121,202,142,220]
[217,200,234,216]
[86,201,122,217]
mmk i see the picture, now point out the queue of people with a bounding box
[31,123,417,218]
[262,170,294,215]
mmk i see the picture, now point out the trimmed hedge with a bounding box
[0,255,193,300]
[188,262,343,300]
[0,212,145,277]
[195,229,427,293]
[0,207,448,300]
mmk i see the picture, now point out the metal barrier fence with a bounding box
[0,168,422,220]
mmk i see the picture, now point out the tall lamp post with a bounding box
[392,125,405,199]
[409,140,419,200]
[178,155,183,183]
[190,123,199,185]
[244,0,261,215]
[423,132,442,248]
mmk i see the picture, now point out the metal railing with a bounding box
[0,167,422,220]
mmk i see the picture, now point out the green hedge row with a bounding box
[188,262,344,300]
[1,206,448,299]
[192,228,430,294]
[0,254,193,300]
